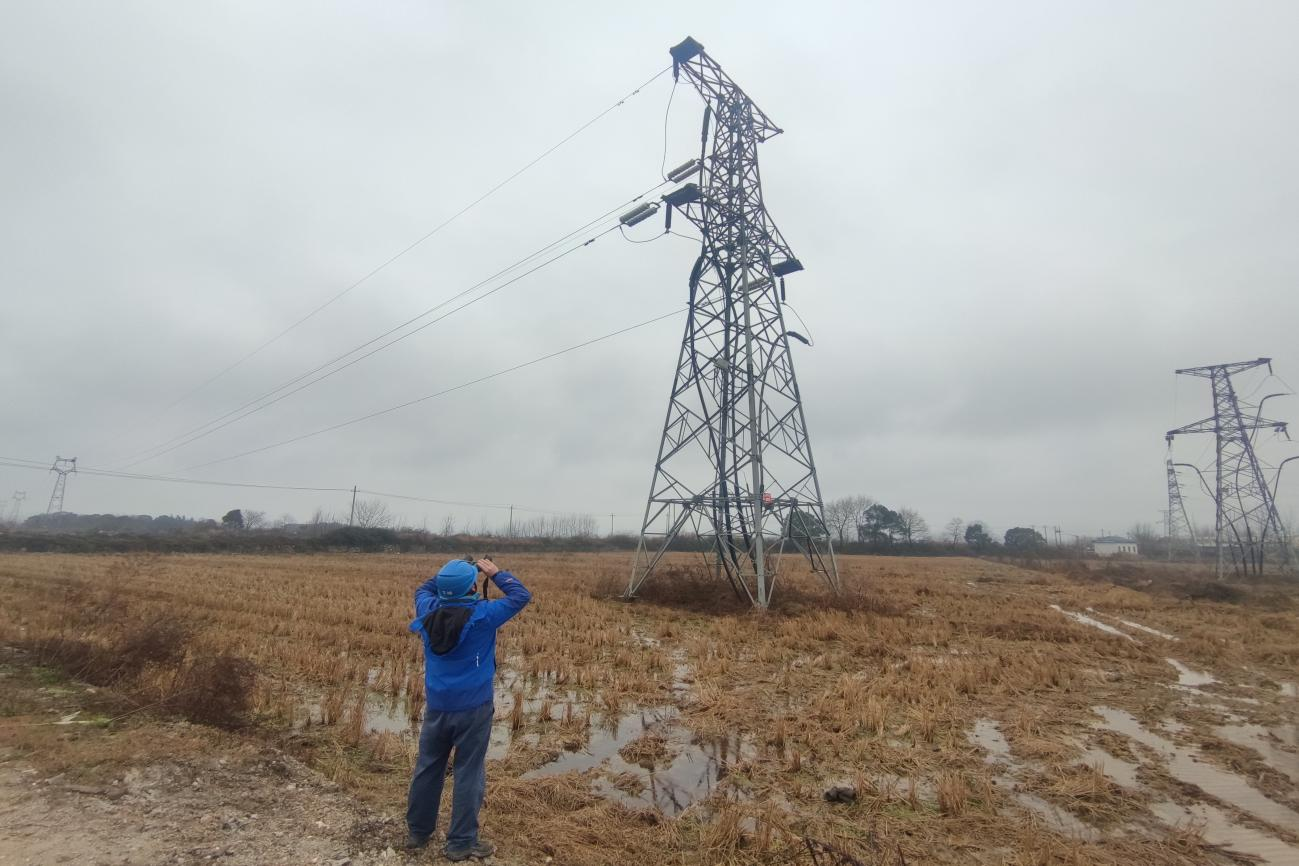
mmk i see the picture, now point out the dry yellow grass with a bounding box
[1,550,1296,865]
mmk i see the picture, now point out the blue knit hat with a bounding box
[436,559,478,600]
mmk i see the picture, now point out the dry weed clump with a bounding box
[8,573,258,730]
[935,770,970,816]
[170,654,257,729]
[1036,762,1138,824]
[618,731,670,768]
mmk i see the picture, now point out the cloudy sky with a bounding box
[3,1,1298,539]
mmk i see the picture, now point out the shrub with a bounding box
[170,654,257,729]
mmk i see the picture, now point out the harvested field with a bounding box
[1,551,1297,865]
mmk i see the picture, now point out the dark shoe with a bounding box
[405,832,431,850]
[444,840,495,861]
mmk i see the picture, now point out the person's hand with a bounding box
[476,559,500,578]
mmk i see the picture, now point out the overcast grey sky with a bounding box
[3,1,1298,538]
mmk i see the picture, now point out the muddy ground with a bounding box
[1,552,1297,865]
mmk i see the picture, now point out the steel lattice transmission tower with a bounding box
[46,456,77,514]
[8,491,26,525]
[1166,359,1290,578]
[1164,458,1198,561]
[628,37,839,607]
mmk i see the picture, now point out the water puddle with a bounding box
[1213,722,1299,784]
[632,627,693,699]
[1151,800,1299,865]
[1081,608,1178,641]
[1012,790,1100,840]
[1078,746,1140,788]
[1117,619,1177,641]
[1280,683,1297,698]
[1049,605,1136,642]
[966,719,1099,840]
[1166,658,1216,688]
[523,705,754,815]
[968,719,1012,763]
[1092,706,1299,834]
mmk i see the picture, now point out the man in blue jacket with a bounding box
[405,558,531,860]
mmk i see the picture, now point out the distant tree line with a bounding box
[821,496,1059,556]
[20,512,217,533]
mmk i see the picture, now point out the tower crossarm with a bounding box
[1165,417,1215,441]
[667,37,798,268]
[1175,358,1271,379]
[1166,415,1286,442]
[671,37,781,141]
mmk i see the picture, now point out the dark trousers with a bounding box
[406,701,493,848]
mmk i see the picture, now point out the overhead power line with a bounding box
[115,180,668,470]
[183,307,687,471]
[0,458,612,517]
[105,64,672,447]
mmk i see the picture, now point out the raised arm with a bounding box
[414,576,440,619]
[478,560,531,628]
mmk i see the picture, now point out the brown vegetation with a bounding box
[2,551,1297,864]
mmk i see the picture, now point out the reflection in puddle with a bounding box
[362,694,419,734]
[1049,605,1136,642]
[1092,707,1299,833]
[1166,658,1216,688]
[523,705,754,815]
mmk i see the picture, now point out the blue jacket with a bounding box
[409,570,531,712]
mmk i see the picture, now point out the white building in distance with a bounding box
[1092,536,1139,557]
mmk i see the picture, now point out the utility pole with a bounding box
[508,505,514,538]
[609,513,615,537]
[1166,358,1290,578]
[46,457,76,514]
[349,485,357,526]
[628,37,840,607]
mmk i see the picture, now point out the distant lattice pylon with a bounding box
[1165,458,1198,560]
[46,456,77,514]
[8,491,25,525]
[1167,359,1290,578]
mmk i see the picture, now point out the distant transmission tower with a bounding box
[628,37,839,607]
[46,456,77,514]
[1164,457,1198,561]
[1166,359,1290,578]
[8,491,26,525]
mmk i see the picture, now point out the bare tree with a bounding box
[944,517,964,546]
[353,498,392,529]
[243,509,267,530]
[440,515,456,536]
[896,508,929,544]
[308,507,335,536]
[824,495,870,545]
[274,512,296,529]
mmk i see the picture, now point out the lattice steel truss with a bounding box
[46,456,76,514]
[7,491,25,525]
[1166,359,1291,578]
[628,37,839,607]
[1165,457,1198,560]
